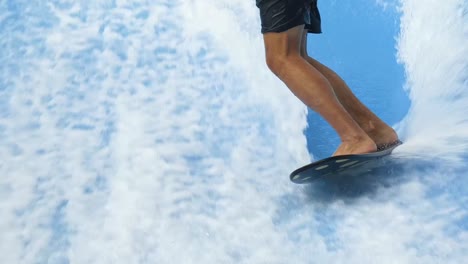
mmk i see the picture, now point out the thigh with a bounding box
[263,24,305,58]
[300,29,309,57]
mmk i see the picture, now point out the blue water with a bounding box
[0,0,467,263]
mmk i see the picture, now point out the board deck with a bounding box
[290,142,402,184]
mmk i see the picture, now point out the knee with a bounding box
[266,52,304,80]
[265,52,288,78]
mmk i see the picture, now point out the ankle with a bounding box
[361,120,378,134]
[341,133,373,145]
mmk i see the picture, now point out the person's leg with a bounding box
[263,25,377,156]
[299,31,399,149]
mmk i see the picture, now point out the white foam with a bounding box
[0,0,467,263]
[396,0,468,162]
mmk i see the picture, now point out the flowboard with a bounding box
[290,142,402,184]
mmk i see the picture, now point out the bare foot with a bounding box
[332,136,377,156]
[365,125,400,150]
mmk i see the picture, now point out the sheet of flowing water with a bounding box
[0,0,466,263]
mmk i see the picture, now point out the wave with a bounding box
[396,0,468,163]
[0,0,466,263]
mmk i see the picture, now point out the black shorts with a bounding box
[256,0,322,34]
